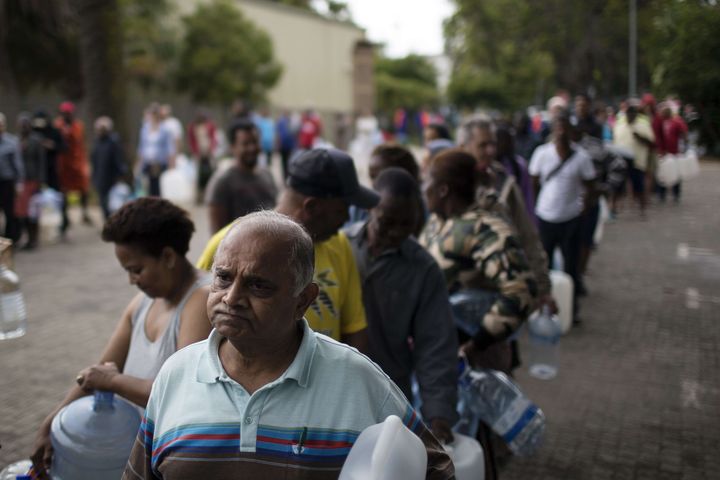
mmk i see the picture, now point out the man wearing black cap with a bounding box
[197,148,378,352]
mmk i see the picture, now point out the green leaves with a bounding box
[374,54,440,113]
[175,0,282,106]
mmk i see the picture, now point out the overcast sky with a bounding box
[344,0,455,58]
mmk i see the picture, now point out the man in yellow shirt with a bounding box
[197,148,378,352]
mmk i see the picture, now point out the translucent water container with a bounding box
[550,269,574,333]
[340,415,427,480]
[443,433,485,480]
[50,391,141,480]
[0,265,27,340]
[458,360,545,456]
[527,305,562,380]
[0,459,32,480]
[449,289,499,337]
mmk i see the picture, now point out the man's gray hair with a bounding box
[457,115,496,146]
[217,211,315,295]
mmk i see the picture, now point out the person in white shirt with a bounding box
[160,104,184,156]
[529,113,595,322]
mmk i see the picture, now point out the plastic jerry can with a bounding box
[340,415,427,480]
[443,433,485,480]
[549,270,574,334]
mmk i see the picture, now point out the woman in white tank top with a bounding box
[31,198,212,477]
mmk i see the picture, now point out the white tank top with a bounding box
[123,275,210,381]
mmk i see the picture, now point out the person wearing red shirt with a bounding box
[298,110,322,150]
[656,103,688,202]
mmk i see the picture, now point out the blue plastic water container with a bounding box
[50,391,141,480]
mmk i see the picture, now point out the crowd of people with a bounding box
[8,88,698,478]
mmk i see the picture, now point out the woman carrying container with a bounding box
[30,197,211,478]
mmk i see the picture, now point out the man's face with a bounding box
[423,126,438,145]
[626,107,638,123]
[208,228,314,344]
[368,192,418,252]
[61,111,73,124]
[553,118,571,143]
[233,130,260,169]
[465,127,496,170]
[303,197,349,242]
[575,97,590,118]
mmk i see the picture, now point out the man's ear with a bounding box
[303,197,319,216]
[295,282,319,320]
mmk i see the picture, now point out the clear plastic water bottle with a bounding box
[527,305,562,380]
[449,289,499,337]
[457,359,545,456]
[0,265,27,340]
[0,459,32,480]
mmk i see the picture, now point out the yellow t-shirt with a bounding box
[196,225,367,341]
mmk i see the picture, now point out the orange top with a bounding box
[54,118,89,192]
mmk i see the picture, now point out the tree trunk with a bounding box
[71,0,127,148]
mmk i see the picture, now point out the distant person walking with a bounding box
[656,102,688,203]
[613,102,655,215]
[160,104,183,156]
[530,114,595,320]
[16,113,44,249]
[55,101,92,230]
[91,117,126,220]
[0,113,25,243]
[275,110,296,179]
[137,103,175,197]
[298,109,322,150]
[187,111,217,203]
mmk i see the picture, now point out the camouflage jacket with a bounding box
[475,161,552,299]
[420,206,538,347]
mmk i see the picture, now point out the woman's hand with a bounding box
[76,362,119,392]
[30,423,54,480]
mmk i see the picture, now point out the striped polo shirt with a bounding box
[123,320,454,479]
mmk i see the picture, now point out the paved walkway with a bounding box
[505,162,720,479]
[1,163,719,479]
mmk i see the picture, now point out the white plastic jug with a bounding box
[443,433,485,480]
[549,270,574,334]
[339,415,427,480]
[656,154,680,187]
[50,391,141,480]
[160,167,194,205]
[677,150,700,180]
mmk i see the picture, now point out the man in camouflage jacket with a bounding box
[420,148,537,372]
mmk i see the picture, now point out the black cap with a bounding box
[288,148,380,209]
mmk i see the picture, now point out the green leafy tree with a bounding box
[375,54,439,114]
[0,1,83,99]
[121,0,178,90]
[175,0,283,105]
[444,0,660,110]
[650,0,720,153]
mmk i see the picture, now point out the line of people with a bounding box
[26,92,697,478]
[0,104,106,251]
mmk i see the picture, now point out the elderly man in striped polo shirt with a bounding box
[123,211,454,479]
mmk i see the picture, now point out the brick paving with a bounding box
[1,163,719,479]
[504,162,720,479]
